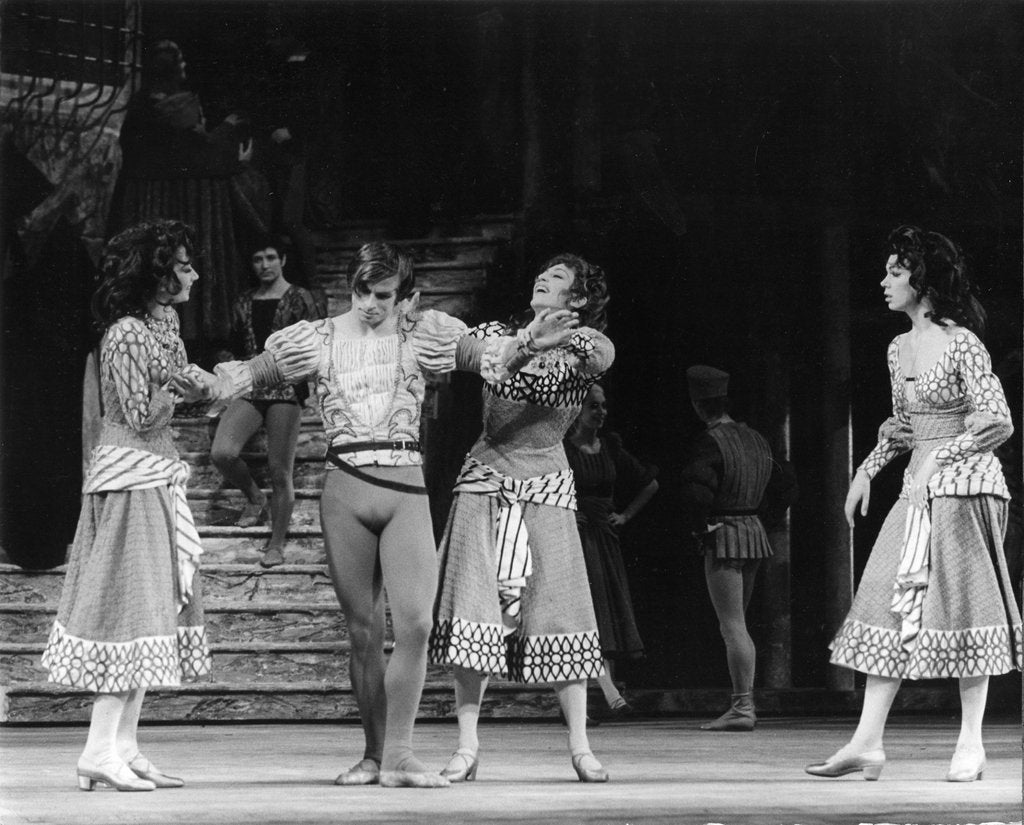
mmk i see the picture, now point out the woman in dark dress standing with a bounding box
[565,384,658,716]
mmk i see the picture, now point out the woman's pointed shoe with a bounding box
[77,758,157,792]
[571,750,609,783]
[440,749,479,782]
[127,754,184,788]
[946,748,985,782]
[805,748,885,780]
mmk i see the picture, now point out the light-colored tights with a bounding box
[320,467,437,774]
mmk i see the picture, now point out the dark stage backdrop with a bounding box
[5,0,1020,696]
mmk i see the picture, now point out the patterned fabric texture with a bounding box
[429,494,604,682]
[430,321,613,682]
[42,488,211,691]
[42,313,212,692]
[859,330,1011,499]
[830,495,1022,679]
[832,328,1020,679]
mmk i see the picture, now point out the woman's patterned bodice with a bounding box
[467,322,614,478]
[858,329,1012,499]
[97,313,188,458]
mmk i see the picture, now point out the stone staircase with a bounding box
[0,214,569,723]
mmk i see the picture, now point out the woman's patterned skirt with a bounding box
[42,488,211,692]
[430,492,604,683]
[830,494,1022,679]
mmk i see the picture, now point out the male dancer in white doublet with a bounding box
[212,243,578,787]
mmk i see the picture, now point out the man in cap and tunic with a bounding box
[680,365,796,731]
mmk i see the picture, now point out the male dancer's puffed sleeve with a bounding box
[410,309,469,374]
[209,318,326,411]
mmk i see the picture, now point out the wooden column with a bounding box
[760,355,793,689]
[821,222,855,691]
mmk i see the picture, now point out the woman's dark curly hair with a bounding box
[92,219,196,330]
[888,225,986,336]
[538,253,610,332]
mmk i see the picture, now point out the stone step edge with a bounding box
[180,451,325,465]
[187,489,324,500]
[0,601,342,614]
[317,259,490,274]
[320,282,485,295]
[0,681,544,697]
[1,562,328,575]
[316,235,506,252]
[199,528,323,540]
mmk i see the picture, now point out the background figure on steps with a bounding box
[680,365,797,732]
[564,383,659,719]
[41,220,214,792]
[208,242,579,788]
[110,40,254,360]
[210,233,326,568]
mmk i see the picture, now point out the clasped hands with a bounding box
[151,364,220,405]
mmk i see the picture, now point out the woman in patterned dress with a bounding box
[564,383,658,717]
[806,226,1021,782]
[429,254,615,783]
[42,220,214,791]
[211,234,326,568]
[211,243,577,788]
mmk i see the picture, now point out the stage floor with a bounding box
[1,717,1020,824]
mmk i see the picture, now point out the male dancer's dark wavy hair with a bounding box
[888,225,986,336]
[539,253,610,332]
[92,219,196,330]
[347,242,415,302]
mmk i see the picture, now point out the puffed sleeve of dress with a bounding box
[103,317,177,432]
[858,336,914,479]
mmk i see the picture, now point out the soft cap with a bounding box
[686,365,729,400]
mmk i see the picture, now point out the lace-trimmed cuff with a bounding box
[480,335,521,385]
[411,309,468,374]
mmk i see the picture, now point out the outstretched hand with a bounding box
[527,308,579,351]
[238,139,254,163]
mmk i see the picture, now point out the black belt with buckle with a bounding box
[330,440,421,455]
[324,443,427,495]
